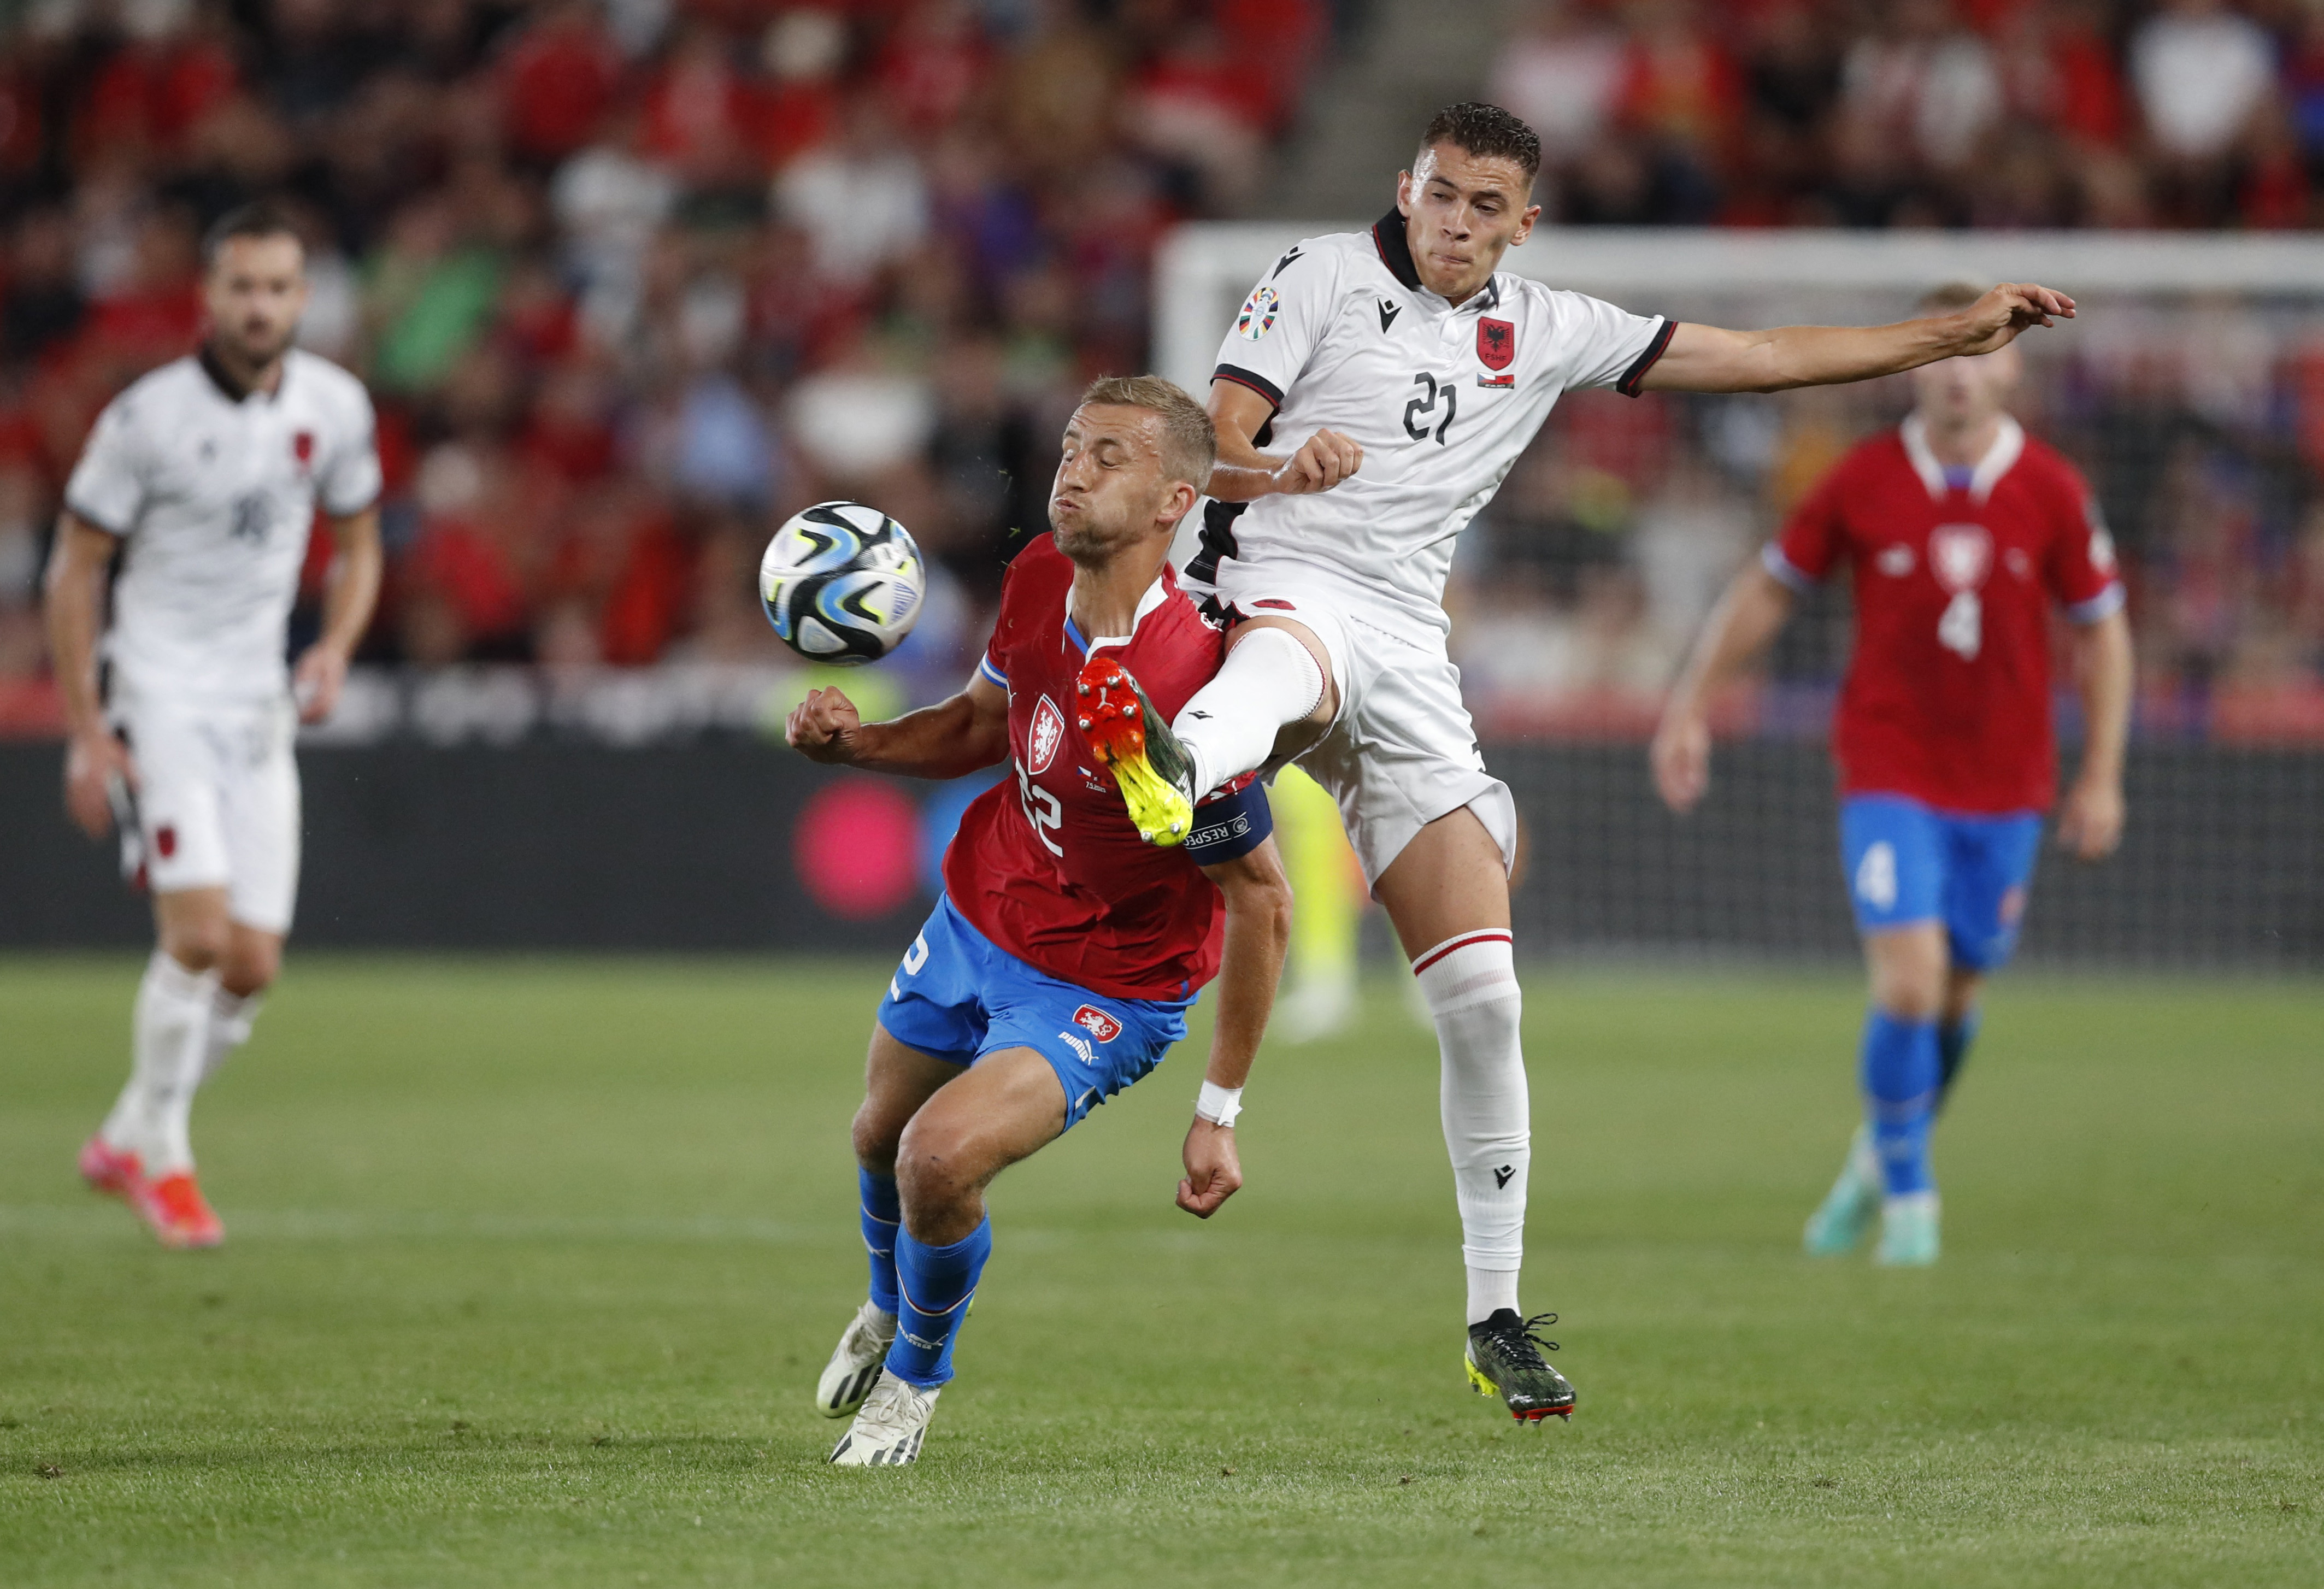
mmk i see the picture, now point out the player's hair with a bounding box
[1917,281,1985,315]
[1419,102,1542,182]
[202,200,305,270]
[1079,374,1216,491]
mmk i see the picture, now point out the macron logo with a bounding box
[1493,1164,1517,1190]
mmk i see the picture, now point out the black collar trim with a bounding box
[1370,207,1421,292]
[198,342,281,404]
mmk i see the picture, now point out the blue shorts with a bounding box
[1840,794,2044,972]
[875,895,1193,1129]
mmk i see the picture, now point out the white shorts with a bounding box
[1202,565,1515,888]
[110,690,302,933]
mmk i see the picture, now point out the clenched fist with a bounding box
[786,686,863,764]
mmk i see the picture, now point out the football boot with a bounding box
[129,1171,224,1250]
[827,1374,941,1467]
[1464,1308,1576,1422]
[815,1298,897,1419]
[1075,655,1196,846]
[1873,1191,1940,1267]
[78,1135,144,1200]
[1802,1124,1883,1257]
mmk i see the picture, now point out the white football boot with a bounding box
[815,1299,897,1419]
[827,1374,941,1467]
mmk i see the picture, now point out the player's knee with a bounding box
[221,940,280,997]
[1941,969,1983,1027]
[893,1123,981,1225]
[1872,967,1945,1022]
[161,921,228,974]
[851,1102,906,1175]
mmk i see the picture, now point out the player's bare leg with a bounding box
[1373,808,1572,1422]
[821,1028,962,1419]
[831,1047,1064,1466]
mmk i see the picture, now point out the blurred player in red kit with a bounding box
[1654,283,2134,1266]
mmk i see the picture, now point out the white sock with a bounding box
[199,987,263,1085]
[105,951,216,1175]
[1466,1267,1520,1323]
[1169,626,1324,797]
[1415,931,1528,1323]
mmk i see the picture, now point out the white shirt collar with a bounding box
[1065,572,1170,654]
[1901,412,2023,505]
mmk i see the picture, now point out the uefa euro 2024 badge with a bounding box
[1236,285,1281,340]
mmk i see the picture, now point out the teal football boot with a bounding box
[1874,1192,1941,1267]
[1802,1124,1882,1257]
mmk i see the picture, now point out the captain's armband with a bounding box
[1183,779,1273,865]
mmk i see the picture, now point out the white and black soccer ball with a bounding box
[759,502,925,665]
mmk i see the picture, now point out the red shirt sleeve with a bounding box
[1767,461,1850,591]
[2041,465,2126,622]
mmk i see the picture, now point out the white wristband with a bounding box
[1195,1081,1243,1127]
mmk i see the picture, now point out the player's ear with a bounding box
[1396,169,1414,217]
[1510,202,1542,247]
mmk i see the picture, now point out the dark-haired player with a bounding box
[1653,285,2133,1266]
[45,201,381,1248]
[1098,102,2077,1420]
[786,375,1292,1467]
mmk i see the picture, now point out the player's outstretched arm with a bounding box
[1178,835,1293,1219]
[784,671,1009,780]
[1651,561,1797,814]
[1203,380,1363,502]
[42,513,136,839]
[1640,284,2076,396]
[293,507,383,725]
[2057,608,2133,862]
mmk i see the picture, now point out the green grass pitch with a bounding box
[1,956,2319,1587]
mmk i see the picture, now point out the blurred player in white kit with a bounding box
[43,202,383,1248]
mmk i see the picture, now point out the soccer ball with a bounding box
[758,502,925,664]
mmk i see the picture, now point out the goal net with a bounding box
[1156,227,2324,967]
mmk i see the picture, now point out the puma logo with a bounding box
[1493,1164,1516,1189]
[1378,300,1401,333]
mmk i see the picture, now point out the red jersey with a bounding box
[945,537,1233,1000]
[1770,416,2123,814]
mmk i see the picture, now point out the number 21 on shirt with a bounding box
[1403,373,1458,444]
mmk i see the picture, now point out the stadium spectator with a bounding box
[0,0,2317,722]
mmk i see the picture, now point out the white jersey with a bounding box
[1193,212,1672,640]
[65,347,381,708]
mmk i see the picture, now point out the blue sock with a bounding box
[886,1215,992,1389]
[1935,1012,1981,1111]
[860,1169,900,1315]
[1860,1009,1940,1197]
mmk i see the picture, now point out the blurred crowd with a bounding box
[1492,0,2324,230]
[0,0,1331,705]
[0,0,2320,741]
